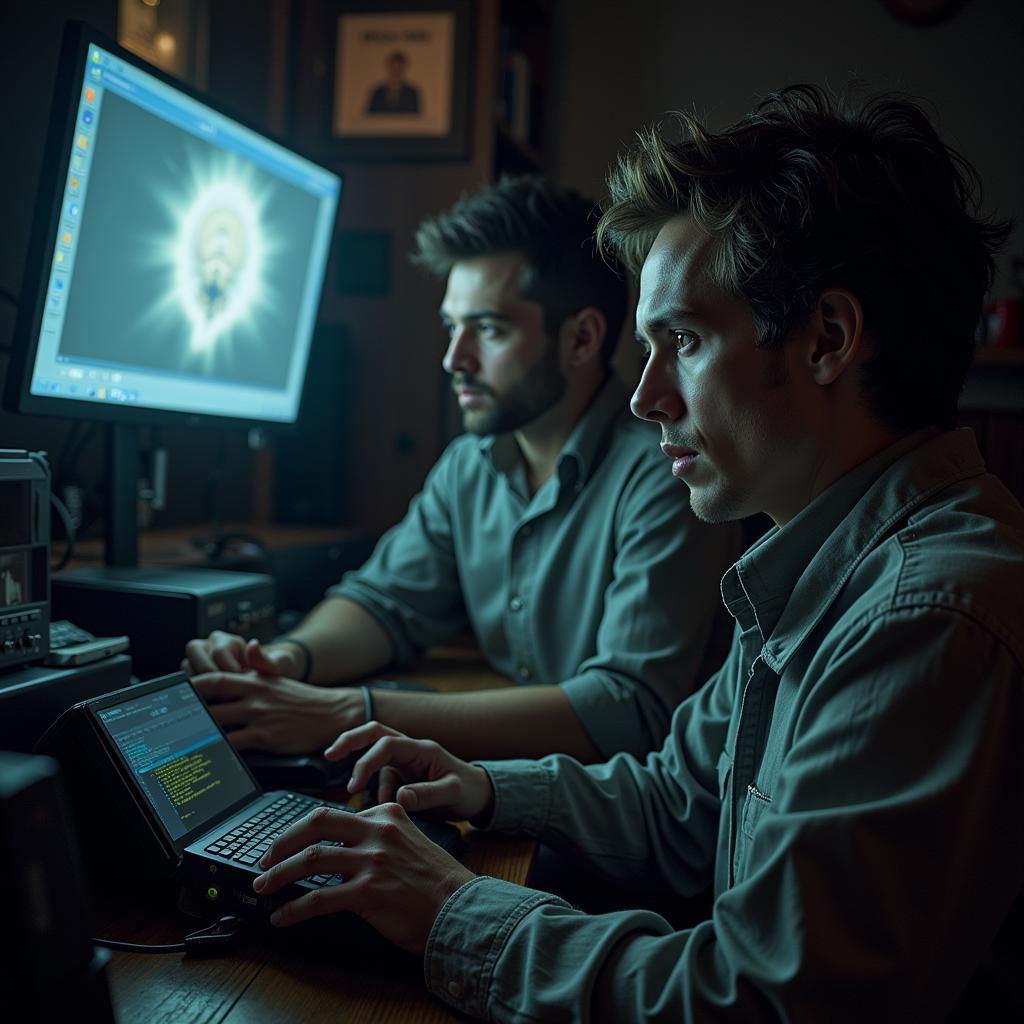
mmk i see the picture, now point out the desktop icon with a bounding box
[91,50,101,64]
[76,134,89,151]
[69,177,80,192]
[68,202,80,218]
[82,110,94,126]
[55,251,65,265]
[90,67,101,81]
[85,86,96,103]
[61,231,73,246]
[71,154,85,172]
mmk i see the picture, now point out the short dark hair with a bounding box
[597,85,1011,431]
[414,175,628,365]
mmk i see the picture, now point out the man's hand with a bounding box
[253,802,475,955]
[326,721,494,821]
[192,672,366,754]
[182,631,304,679]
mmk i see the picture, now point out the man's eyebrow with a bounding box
[440,308,511,322]
[635,307,700,339]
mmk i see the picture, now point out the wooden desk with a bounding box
[102,655,536,1024]
[99,831,534,1024]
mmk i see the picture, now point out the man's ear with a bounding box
[563,307,608,368]
[805,288,865,386]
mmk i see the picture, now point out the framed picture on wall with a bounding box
[117,0,209,87]
[296,0,472,162]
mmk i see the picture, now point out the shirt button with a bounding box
[509,595,523,612]
[447,980,463,999]
[518,665,532,680]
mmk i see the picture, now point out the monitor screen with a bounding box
[5,22,341,428]
[94,678,258,844]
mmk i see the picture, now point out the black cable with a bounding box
[93,914,245,957]
[50,490,77,571]
[95,938,185,954]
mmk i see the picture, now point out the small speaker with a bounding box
[0,752,115,1022]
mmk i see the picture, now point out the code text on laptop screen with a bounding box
[96,680,257,841]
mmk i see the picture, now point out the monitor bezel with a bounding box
[3,20,342,433]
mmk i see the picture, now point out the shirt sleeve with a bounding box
[559,454,740,758]
[327,443,470,664]
[476,649,739,894]
[430,608,1024,1022]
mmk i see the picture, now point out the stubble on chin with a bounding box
[684,479,750,525]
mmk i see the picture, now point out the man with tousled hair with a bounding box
[183,175,739,764]
[240,87,1023,1022]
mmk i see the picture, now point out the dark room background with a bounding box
[2,0,1022,561]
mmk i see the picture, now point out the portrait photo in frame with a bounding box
[293,0,471,162]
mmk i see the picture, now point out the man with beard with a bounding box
[183,176,740,763]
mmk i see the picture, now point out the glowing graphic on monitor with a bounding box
[145,155,277,361]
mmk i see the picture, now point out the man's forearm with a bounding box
[283,596,395,685]
[370,685,600,762]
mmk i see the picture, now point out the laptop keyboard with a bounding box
[203,792,348,888]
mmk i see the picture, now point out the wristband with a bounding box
[272,637,312,682]
[360,684,374,724]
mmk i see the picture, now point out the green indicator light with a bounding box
[206,886,219,900]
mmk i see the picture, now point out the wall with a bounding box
[549,0,1024,294]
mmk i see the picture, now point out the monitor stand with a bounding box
[105,422,139,568]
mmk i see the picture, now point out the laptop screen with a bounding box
[94,678,258,842]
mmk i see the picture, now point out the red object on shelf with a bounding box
[985,297,1023,349]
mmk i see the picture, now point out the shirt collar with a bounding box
[478,373,630,494]
[722,427,985,672]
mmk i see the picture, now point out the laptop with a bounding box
[77,672,460,923]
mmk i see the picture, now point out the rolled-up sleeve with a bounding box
[328,447,470,664]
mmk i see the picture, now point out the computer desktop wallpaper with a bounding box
[57,89,322,390]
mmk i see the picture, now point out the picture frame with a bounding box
[290,0,472,163]
[117,0,209,88]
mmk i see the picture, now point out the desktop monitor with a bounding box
[4,21,342,565]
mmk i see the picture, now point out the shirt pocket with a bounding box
[740,783,772,839]
[732,783,772,882]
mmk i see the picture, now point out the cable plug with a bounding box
[183,915,246,959]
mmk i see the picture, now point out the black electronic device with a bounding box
[243,750,356,794]
[38,673,460,931]
[0,752,115,1023]
[0,653,132,753]
[3,21,342,568]
[46,618,130,666]
[0,450,51,673]
[53,565,275,680]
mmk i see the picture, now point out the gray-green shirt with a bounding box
[329,375,740,757]
[425,427,1024,1022]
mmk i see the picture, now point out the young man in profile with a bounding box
[246,87,1024,1022]
[184,176,739,763]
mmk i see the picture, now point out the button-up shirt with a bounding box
[329,375,740,757]
[425,427,1024,1022]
